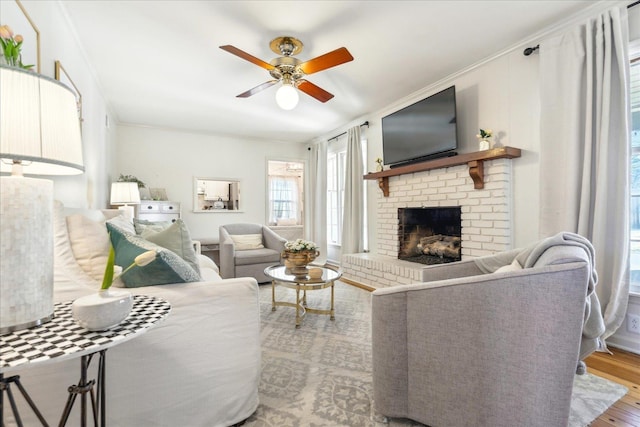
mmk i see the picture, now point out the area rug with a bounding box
[242,282,627,427]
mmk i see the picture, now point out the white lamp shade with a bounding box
[110,182,141,205]
[0,65,84,175]
[275,84,299,110]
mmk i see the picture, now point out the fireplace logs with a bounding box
[417,235,461,259]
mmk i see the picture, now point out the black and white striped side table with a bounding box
[0,294,171,427]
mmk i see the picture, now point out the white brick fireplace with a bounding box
[342,157,514,289]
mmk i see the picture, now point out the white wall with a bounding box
[314,46,541,264]
[316,1,635,262]
[115,125,307,238]
[1,0,115,208]
[316,1,640,352]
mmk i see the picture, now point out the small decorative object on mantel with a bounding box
[72,246,156,331]
[375,157,384,172]
[0,24,33,70]
[476,128,493,151]
[282,239,319,277]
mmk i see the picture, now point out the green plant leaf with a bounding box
[101,242,116,290]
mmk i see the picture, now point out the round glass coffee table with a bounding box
[264,264,342,328]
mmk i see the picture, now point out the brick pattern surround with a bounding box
[342,158,513,289]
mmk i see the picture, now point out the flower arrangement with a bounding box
[101,245,156,290]
[476,129,493,140]
[0,25,33,70]
[284,238,318,253]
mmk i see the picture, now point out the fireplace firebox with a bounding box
[398,207,462,265]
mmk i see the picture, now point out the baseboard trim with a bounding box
[340,277,375,292]
[605,341,640,356]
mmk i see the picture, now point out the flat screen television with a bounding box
[382,85,458,167]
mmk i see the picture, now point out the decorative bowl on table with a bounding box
[72,289,133,331]
[282,239,319,277]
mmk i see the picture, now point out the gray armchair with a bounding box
[219,223,286,283]
[372,232,605,427]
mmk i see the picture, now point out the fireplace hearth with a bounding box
[398,207,462,265]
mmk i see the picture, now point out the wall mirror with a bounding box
[193,177,241,212]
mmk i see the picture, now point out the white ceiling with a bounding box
[60,0,600,143]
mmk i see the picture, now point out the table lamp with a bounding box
[110,182,140,219]
[0,65,84,335]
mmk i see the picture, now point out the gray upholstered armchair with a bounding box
[219,223,286,283]
[371,232,605,427]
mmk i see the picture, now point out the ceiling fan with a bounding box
[219,36,354,110]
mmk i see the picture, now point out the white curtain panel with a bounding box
[539,6,630,340]
[307,140,328,264]
[341,126,365,254]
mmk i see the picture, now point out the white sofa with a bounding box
[6,202,261,427]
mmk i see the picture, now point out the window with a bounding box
[267,160,304,225]
[327,150,346,245]
[629,46,639,294]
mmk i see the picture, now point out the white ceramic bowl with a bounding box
[72,289,133,331]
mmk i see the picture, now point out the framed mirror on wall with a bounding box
[193,177,241,212]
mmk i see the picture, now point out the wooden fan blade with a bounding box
[298,47,353,75]
[237,80,279,98]
[297,80,334,103]
[219,45,276,71]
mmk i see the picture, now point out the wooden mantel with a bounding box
[364,146,521,196]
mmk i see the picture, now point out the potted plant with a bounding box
[282,239,320,276]
[0,25,34,70]
[117,174,146,188]
[476,128,493,151]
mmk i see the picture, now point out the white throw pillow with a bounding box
[66,213,110,282]
[230,234,264,250]
[494,258,523,273]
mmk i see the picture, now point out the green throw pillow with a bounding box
[106,223,201,288]
[133,218,173,235]
[140,219,200,275]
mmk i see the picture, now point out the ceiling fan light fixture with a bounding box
[221,37,352,106]
[275,82,299,110]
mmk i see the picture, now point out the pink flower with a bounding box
[0,24,33,70]
[0,25,13,40]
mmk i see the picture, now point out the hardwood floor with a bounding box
[585,347,640,426]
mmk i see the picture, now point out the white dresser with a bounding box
[138,201,181,222]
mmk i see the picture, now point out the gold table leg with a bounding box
[271,280,276,311]
[267,269,339,329]
[295,287,301,328]
[330,281,335,321]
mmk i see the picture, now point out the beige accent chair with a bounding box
[371,232,605,427]
[219,223,286,283]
